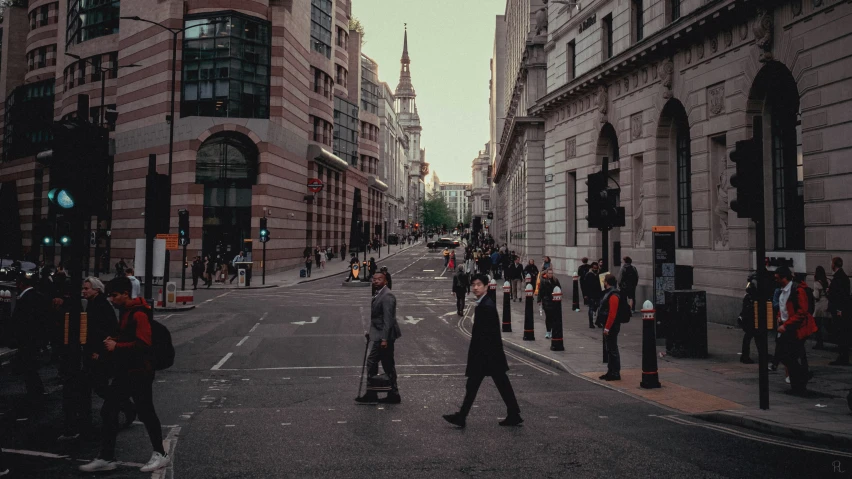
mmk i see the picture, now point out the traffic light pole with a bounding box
[144,154,156,305]
[181,243,187,290]
[756,214,769,410]
[600,159,609,273]
[262,239,267,286]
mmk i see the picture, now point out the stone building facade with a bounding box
[529,0,852,323]
[379,81,409,238]
[470,146,491,218]
[0,0,414,275]
[394,27,426,228]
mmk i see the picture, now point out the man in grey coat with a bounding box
[356,272,402,404]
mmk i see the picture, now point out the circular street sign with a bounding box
[307,178,324,194]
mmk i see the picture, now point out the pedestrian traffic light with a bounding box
[144,173,170,235]
[42,119,110,214]
[259,217,269,243]
[730,135,764,220]
[178,209,190,246]
[585,171,607,229]
[57,221,72,246]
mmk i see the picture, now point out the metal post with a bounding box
[262,238,267,285]
[753,116,769,411]
[601,158,610,273]
[181,243,187,290]
[160,31,179,309]
[144,154,156,303]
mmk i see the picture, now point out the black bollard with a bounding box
[523,284,535,340]
[488,278,497,303]
[502,281,512,332]
[550,286,565,351]
[640,300,662,388]
[571,274,580,312]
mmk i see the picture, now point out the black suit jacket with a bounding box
[85,293,119,356]
[466,295,509,377]
[11,288,48,348]
[582,271,603,301]
[828,268,851,313]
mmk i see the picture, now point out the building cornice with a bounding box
[493,116,543,184]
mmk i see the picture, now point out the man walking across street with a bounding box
[508,257,524,302]
[827,257,850,365]
[583,262,603,329]
[80,277,170,473]
[356,272,401,404]
[443,274,523,428]
[453,265,470,316]
[523,259,539,287]
[618,256,639,312]
[443,247,451,269]
[191,256,203,290]
[597,275,626,381]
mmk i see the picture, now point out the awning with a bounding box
[307,144,349,172]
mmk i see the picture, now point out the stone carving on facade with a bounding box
[634,183,646,247]
[710,34,718,53]
[642,68,648,84]
[420,162,429,176]
[707,83,725,117]
[623,77,629,92]
[753,9,774,62]
[632,72,638,88]
[792,0,803,16]
[565,137,576,158]
[696,41,705,60]
[685,47,692,65]
[596,84,608,123]
[714,167,730,248]
[659,59,674,99]
[739,22,749,40]
[535,1,549,36]
[630,113,642,140]
[724,29,733,47]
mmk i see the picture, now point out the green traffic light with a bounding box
[59,235,71,245]
[48,188,75,209]
[43,237,53,246]
[260,229,268,236]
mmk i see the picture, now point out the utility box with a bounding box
[664,290,708,358]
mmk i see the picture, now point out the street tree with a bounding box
[422,192,454,232]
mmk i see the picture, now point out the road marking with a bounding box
[211,352,233,371]
[236,336,250,347]
[1,448,145,468]
[281,423,291,426]
[249,322,260,333]
[403,316,424,325]
[658,415,852,457]
[423,269,435,272]
[337,421,347,424]
[225,424,235,427]
[259,312,268,321]
[291,316,319,326]
[392,419,402,422]
[212,363,467,371]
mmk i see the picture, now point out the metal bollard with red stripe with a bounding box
[488,278,497,303]
[550,286,565,351]
[571,273,580,311]
[502,281,512,332]
[523,283,535,340]
[640,300,662,389]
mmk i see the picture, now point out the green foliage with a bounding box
[422,192,454,231]
[348,17,366,46]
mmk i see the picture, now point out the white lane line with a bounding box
[211,352,233,371]
[236,336,250,347]
[212,363,467,371]
[249,322,260,333]
[259,312,268,321]
[1,448,145,468]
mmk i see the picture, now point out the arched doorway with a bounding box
[656,99,692,249]
[748,61,802,251]
[595,122,621,272]
[195,132,258,259]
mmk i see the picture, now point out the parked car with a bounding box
[0,259,38,281]
[428,237,458,249]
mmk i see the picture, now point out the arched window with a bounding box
[771,107,804,250]
[675,118,692,248]
[195,134,258,185]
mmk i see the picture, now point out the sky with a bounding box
[352,0,505,184]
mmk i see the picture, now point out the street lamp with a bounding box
[120,16,222,295]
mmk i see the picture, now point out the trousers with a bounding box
[460,373,520,417]
[605,324,621,376]
[366,340,398,394]
[99,372,163,460]
[776,333,808,390]
[456,292,466,314]
[511,279,522,300]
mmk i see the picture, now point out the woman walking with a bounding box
[448,251,456,271]
[320,247,327,270]
[813,265,830,350]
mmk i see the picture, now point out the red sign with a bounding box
[307,178,324,193]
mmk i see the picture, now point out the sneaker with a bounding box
[498,414,524,426]
[442,412,466,428]
[545,331,552,339]
[140,452,171,472]
[79,458,117,472]
[740,357,755,364]
[57,432,80,441]
[0,469,9,477]
[785,376,791,384]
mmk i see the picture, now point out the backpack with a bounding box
[790,282,815,315]
[616,290,632,323]
[129,307,175,371]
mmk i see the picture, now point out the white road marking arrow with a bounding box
[403,316,424,325]
[291,316,320,325]
[441,311,457,317]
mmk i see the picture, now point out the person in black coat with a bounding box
[11,273,47,399]
[443,274,522,428]
[827,257,850,365]
[191,257,204,290]
[583,262,603,328]
[452,266,469,316]
[523,259,539,284]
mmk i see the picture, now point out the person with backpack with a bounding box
[597,274,629,381]
[773,266,818,394]
[80,277,170,473]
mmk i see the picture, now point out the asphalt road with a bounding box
[3,246,850,478]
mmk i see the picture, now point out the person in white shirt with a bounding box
[125,269,141,299]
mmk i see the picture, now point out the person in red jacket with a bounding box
[79,277,170,473]
[774,266,818,394]
[597,275,622,381]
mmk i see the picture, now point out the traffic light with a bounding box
[58,221,72,246]
[259,217,270,243]
[178,209,190,246]
[729,136,764,220]
[585,171,607,229]
[144,173,170,235]
[43,119,110,214]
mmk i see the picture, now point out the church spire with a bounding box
[395,24,415,99]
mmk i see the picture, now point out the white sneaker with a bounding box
[785,376,791,384]
[140,452,171,472]
[0,469,10,477]
[79,459,117,472]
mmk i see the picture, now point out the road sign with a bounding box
[156,233,179,251]
[307,178,324,194]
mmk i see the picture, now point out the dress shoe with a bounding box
[498,414,524,426]
[355,393,378,405]
[599,373,611,380]
[443,413,466,428]
[604,374,621,381]
[740,357,755,364]
[589,324,596,329]
[379,393,401,404]
[829,359,850,366]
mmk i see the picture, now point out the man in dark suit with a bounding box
[356,272,401,404]
[443,274,523,428]
[828,256,850,365]
[583,262,603,329]
[452,266,469,316]
[11,273,47,400]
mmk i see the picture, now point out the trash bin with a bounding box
[664,290,708,358]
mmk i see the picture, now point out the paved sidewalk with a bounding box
[490,293,852,447]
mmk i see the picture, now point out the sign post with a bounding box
[652,226,676,341]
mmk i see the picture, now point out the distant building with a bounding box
[438,182,472,223]
[395,26,427,227]
[470,146,491,218]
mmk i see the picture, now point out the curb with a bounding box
[153,305,196,312]
[500,338,572,374]
[694,411,852,449]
